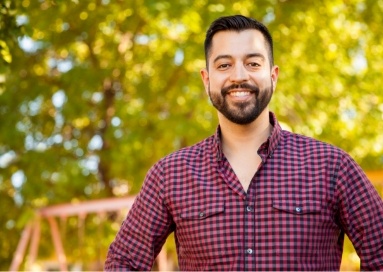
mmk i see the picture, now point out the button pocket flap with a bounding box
[180,202,225,220]
[273,199,321,215]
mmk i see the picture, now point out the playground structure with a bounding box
[9,196,171,271]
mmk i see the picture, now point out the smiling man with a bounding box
[105,15,383,271]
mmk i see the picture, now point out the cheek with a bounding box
[254,73,272,86]
[206,80,219,91]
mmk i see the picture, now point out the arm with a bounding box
[105,161,174,271]
[336,154,383,270]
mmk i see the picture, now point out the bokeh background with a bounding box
[1,0,383,270]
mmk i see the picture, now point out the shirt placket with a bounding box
[244,193,256,270]
[247,151,268,271]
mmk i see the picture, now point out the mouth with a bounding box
[222,83,259,97]
[227,90,253,97]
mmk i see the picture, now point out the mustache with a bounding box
[221,83,260,95]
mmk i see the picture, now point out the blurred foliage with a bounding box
[0,0,382,270]
[0,1,20,68]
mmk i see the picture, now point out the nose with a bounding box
[230,63,249,83]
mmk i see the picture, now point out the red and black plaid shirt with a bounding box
[105,112,383,271]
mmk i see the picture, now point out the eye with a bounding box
[217,63,231,70]
[248,62,260,67]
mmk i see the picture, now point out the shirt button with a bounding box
[246,248,253,254]
[199,212,205,218]
[246,206,253,212]
[295,207,302,213]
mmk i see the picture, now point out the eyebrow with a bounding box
[213,53,266,64]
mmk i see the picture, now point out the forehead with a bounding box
[209,29,267,60]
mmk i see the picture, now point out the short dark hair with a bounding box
[204,15,274,68]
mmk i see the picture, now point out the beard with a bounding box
[208,81,273,125]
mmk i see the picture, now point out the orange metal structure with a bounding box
[9,197,170,271]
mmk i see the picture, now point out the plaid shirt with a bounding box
[105,112,383,271]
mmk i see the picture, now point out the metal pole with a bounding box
[9,223,32,271]
[47,216,68,271]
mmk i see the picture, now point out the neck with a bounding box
[219,110,271,155]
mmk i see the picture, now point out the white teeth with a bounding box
[229,91,250,97]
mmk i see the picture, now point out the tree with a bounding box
[0,0,382,269]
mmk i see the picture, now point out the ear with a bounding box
[200,68,209,95]
[271,65,279,91]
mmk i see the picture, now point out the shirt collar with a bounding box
[212,111,282,162]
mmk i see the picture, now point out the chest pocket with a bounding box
[180,202,225,220]
[272,199,322,215]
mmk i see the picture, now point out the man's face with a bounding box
[201,29,279,125]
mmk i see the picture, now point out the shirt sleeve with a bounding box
[336,153,383,270]
[104,161,174,271]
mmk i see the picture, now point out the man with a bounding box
[105,15,383,271]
